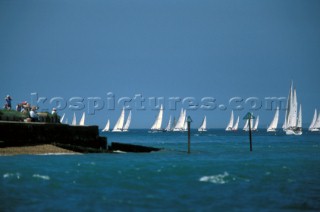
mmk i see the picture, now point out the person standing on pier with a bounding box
[4,95,12,110]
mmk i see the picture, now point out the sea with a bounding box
[1,129,320,211]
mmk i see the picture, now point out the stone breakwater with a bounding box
[0,121,161,154]
[0,121,107,152]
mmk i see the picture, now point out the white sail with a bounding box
[267,107,279,132]
[287,87,298,129]
[79,112,85,126]
[243,119,249,131]
[282,94,289,131]
[183,120,188,131]
[283,83,293,131]
[172,117,176,129]
[173,109,186,131]
[71,112,77,126]
[297,104,302,128]
[123,110,132,132]
[252,115,259,131]
[249,118,254,130]
[243,117,254,131]
[282,117,287,131]
[102,119,110,132]
[151,105,163,131]
[289,89,298,128]
[182,110,188,131]
[165,116,172,131]
[225,111,234,131]
[60,113,65,123]
[309,109,317,131]
[112,108,125,132]
[311,112,320,131]
[198,116,207,132]
[232,116,239,131]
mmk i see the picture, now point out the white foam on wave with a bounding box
[32,174,50,180]
[38,153,80,155]
[3,172,21,179]
[199,172,229,184]
[113,150,127,153]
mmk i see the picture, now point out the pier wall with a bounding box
[0,121,107,150]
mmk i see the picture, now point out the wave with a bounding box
[32,174,50,180]
[3,172,21,179]
[199,172,230,184]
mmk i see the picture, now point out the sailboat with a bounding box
[71,112,77,126]
[232,116,239,131]
[122,110,132,132]
[267,107,279,132]
[309,109,320,132]
[150,105,164,132]
[225,111,234,131]
[165,116,172,131]
[252,115,259,131]
[112,108,125,132]
[79,112,85,126]
[198,116,207,132]
[102,119,110,132]
[283,82,302,135]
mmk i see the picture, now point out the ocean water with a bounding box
[1,129,320,211]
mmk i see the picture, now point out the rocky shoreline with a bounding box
[0,144,79,156]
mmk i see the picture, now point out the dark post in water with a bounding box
[243,112,255,152]
[248,118,252,151]
[187,116,192,154]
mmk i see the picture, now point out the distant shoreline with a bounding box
[0,144,79,156]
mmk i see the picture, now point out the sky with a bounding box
[1,0,320,129]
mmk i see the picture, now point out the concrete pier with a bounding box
[0,121,107,151]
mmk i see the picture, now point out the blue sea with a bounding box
[1,129,320,211]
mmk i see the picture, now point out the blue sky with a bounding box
[1,0,320,129]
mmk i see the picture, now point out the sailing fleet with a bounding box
[58,82,319,135]
[224,82,319,135]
